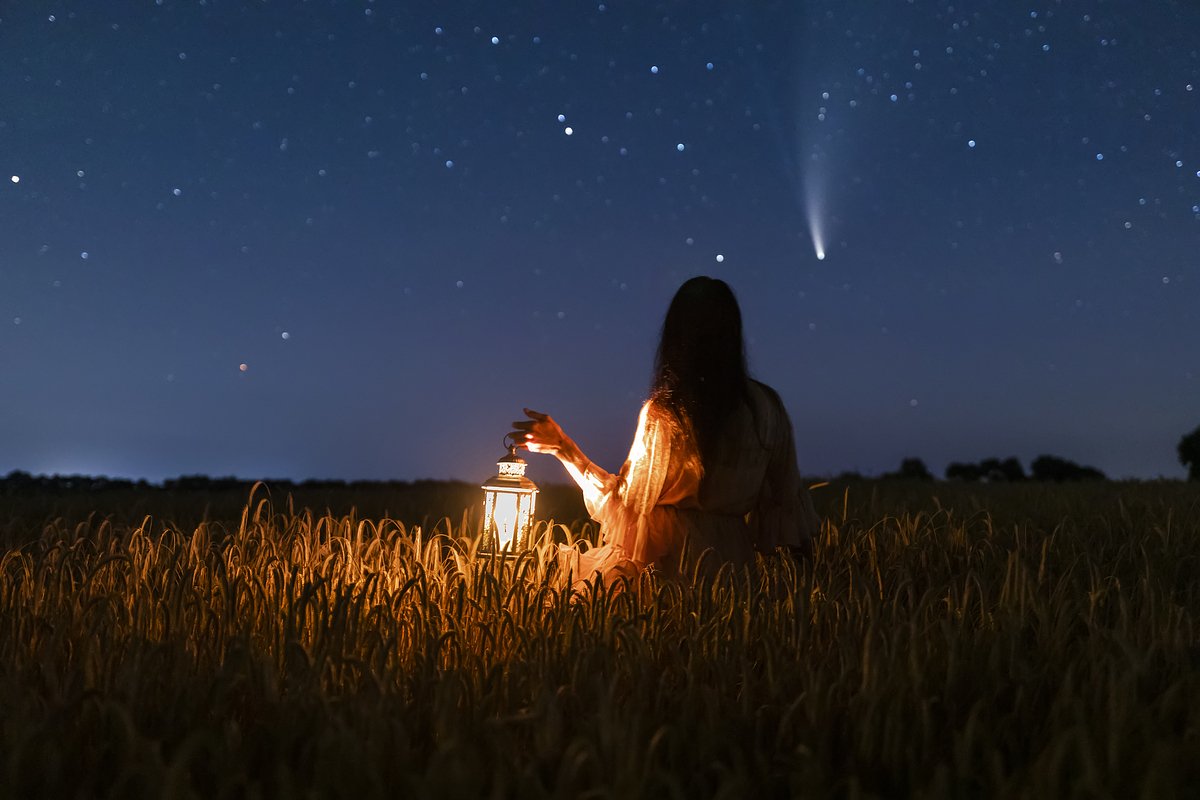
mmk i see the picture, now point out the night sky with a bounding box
[2,1,1197,484]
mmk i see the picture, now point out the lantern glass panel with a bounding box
[490,489,521,550]
[522,493,536,536]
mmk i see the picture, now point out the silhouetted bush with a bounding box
[991,458,1026,482]
[945,462,984,482]
[163,475,246,492]
[2,471,142,495]
[946,458,1025,482]
[1180,426,1200,481]
[1030,455,1106,482]
[885,458,934,481]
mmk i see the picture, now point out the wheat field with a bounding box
[1,481,1198,798]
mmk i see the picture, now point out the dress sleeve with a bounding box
[749,390,820,552]
[578,402,671,520]
[574,402,676,564]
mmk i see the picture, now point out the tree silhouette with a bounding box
[1001,457,1026,481]
[945,461,983,482]
[979,457,1025,482]
[1180,426,1200,481]
[1030,455,1105,482]
[886,458,934,481]
[945,457,1025,482]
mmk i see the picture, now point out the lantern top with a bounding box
[498,443,525,466]
[482,437,538,492]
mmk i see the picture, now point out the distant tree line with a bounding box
[875,424,1200,483]
[946,455,1104,482]
[0,471,153,493]
[10,424,1200,493]
[0,471,467,496]
[874,454,1107,483]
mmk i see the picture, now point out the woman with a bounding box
[511,276,819,586]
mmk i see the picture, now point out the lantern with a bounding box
[481,436,539,553]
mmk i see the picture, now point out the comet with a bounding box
[803,162,827,261]
[807,203,827,260]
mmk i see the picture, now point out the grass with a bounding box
[1,480,1198,798]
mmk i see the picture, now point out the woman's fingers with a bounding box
[509,409,561,453]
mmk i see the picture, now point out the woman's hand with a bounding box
[510,408,571,457]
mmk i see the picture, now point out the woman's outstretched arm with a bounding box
[511,405,670,520]
[510,408,617,511]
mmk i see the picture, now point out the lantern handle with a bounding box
[503,433,521,452]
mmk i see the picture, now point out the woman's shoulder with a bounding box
[642,395,686,432]
[637,397,699,468]
[748,379,785,412]
[746,380,793,440]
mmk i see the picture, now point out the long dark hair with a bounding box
[651,276,751,468]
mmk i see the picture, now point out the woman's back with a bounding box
[663,380,817,568]
[698,380,788,515]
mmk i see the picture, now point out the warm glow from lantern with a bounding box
[481,441,539,553]
[483,488,533,550]
[492,492,519,548]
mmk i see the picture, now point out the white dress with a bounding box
[559,380,819,585]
